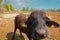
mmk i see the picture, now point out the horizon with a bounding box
[3,0,60,10]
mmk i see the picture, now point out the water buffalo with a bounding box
[12,10,48,40]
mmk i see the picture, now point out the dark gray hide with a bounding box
[12,10,48,40]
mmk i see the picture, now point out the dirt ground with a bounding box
[0,12,60,40]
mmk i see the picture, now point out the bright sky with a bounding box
[8,0,60,9]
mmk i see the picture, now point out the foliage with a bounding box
[30,8,37,11]
[0,0,2,2]
[3,4,15,11]
[9,4,15,11]
[0,0,2,7]
[0,0,15,11]
[30,8,33,11]
[21,7,30,11]
[21,7,25,11]
[4,0,9,4]
[42,8,46,11]
[21,7,38,11]
[3,4,10,10]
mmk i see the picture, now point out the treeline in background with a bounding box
[0,0,60,13]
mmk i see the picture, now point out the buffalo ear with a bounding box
[46,21,52,27]
[45,17,51,21]
[46,21,60,28]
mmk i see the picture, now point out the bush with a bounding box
[3,4,15,11]
[9,4,15,11]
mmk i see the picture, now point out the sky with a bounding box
[6,0,60,9]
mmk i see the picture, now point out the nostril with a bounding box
[44,34,48,37]
[38,34,48,39]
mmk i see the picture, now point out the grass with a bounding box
[0,38,1,40]
[15,37,24,40]
[48,37,54,40]
[0,12,60,40]
[0,38,7,40]
[48,35,55,40]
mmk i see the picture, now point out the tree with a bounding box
[0,0,2,11]
[42,8,46,11]
[26,7,29,11]
[4,0,9,4]
[3,4,9,11]
[3,0,10,11]
[9,4,15,11]
[21,7,30,11]
[21,7,26,11]
[3,4,15,11]
[0,0,2,7]
[30,8,33,11]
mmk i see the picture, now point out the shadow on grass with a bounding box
[6,32,24,40]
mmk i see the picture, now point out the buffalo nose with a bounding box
[39,34,48,39]
[36,29,48,38]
